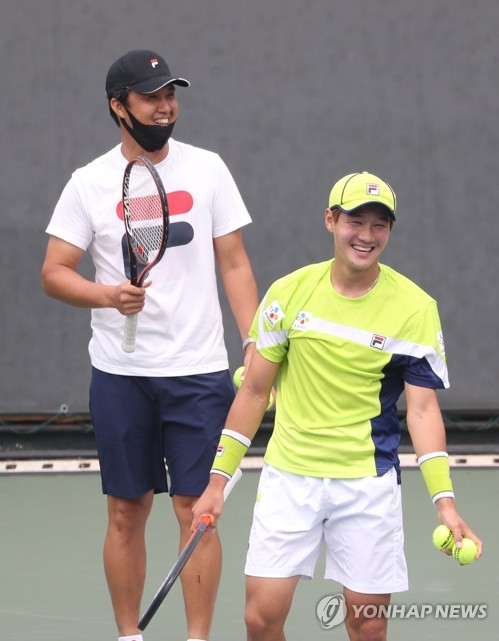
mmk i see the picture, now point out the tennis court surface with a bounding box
[1,458,497,641]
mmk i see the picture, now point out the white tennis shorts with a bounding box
[245,464,408,594]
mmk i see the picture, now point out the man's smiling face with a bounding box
[327,204,392,274]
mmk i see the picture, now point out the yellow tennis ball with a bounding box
[266,392,274,411]
[233,366,245,388]
[452,538,477,565]
[433,525,454,551]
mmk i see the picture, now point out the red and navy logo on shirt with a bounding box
[116,190,194,277]
[370,334,386,350]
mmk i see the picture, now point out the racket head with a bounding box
[122,155,170,286]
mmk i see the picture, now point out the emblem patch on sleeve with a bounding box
[264,301,283,328]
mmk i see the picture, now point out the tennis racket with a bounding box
[121,155,170,353]
[138,467,243,631]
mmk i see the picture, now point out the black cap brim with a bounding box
[130,76,190,93]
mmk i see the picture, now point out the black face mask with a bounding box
[120,108,176,152]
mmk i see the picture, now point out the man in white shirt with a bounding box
[42,49,259,641]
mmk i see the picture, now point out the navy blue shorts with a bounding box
[89,367,234,499]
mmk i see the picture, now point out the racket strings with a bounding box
[126,165,166,263]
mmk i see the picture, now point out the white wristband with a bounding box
[221,428,252,448]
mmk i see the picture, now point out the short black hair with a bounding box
[108,88,131,127]
[330,204,394,228]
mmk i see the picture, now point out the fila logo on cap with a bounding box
[367,183,380,196]
[150,58,159,68]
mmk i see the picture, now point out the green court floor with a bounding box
[1,467,497,640]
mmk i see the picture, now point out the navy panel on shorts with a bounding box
[89,367,234,499]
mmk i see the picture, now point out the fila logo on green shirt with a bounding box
[370,334,386,350]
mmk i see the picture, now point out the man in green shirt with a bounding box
[193,171,482,641]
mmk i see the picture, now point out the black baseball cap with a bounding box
[105,50,190,99]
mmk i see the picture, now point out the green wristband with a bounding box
[418,452,454,503]
[211,429,251,479]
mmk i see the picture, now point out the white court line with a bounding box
[241,454,499,469]
[0,459,100,474]
[1,453,499,474]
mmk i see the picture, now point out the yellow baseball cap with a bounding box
[328,172,397,220]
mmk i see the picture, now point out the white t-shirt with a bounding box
[46,140,252,376]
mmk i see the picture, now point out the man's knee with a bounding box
[107,493,153,532]
[343,589,389,641]
[345,610,388,641]
[245,603,281,640]
[244,578,296,641]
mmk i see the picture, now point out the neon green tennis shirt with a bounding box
[250,259,449,479]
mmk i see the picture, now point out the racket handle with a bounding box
[121,313,138,353]
[223,467,242,499]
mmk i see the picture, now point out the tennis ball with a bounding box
[452,538,477,565]
[232,366,274,411]
[266,393,274,411]
[233,366,245,388]
[433,525,454,551]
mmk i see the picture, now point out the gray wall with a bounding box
[1,0,498,413]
